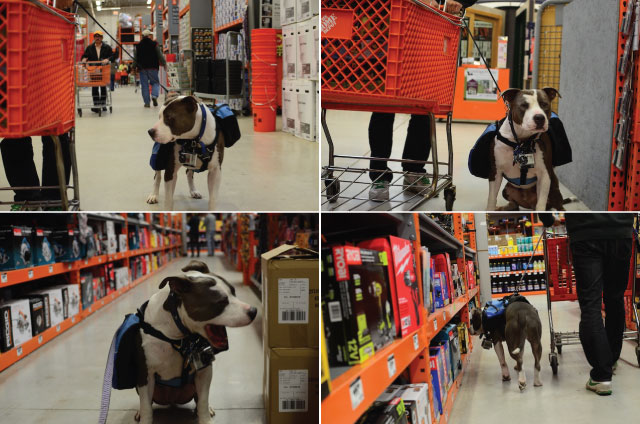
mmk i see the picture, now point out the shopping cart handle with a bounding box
[408,0,466,25]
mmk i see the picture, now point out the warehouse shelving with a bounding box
[0,213,183,373]
[321,213,480,424]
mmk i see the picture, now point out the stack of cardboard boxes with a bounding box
[262,244,319,424]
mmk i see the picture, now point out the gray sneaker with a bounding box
[404,174,431,193]
[586,378,612,396]
[369,181,389,202]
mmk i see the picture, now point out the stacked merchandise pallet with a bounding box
[0,213,182,372]
[280,0,319,141]
[216,31,246,111]
[486,214,555,297]
[321,213,480,424]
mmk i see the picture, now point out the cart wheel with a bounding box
[444,187,456,211]
[636,345,640,367]
[98,110,102,117]
[550,353,558,375]
[109,107,112,113]
[77,108,82,117]
[556,339,562,355]
[325,178,340,204]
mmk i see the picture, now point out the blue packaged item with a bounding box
[432,273,445,309]
[34,228,55,266]
[0,226,33,271]
[51,229,82,263]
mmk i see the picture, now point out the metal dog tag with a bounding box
[523,153,535,167]
[191,345,215,370]
[182,153,198,168]
[482,338,493,350]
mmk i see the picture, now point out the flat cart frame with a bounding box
[75,62,112,118]
[320,0,464,211]
[543,230,640,375]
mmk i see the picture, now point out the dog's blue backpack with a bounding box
[484,299,506,319]
[209,104,241,148]
[112,312,142,390]
[149,142,174,171]
[468,112,572,179]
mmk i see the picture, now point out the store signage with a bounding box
[321,8,353,40]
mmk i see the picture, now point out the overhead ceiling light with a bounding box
[101,6,121,10]
[96,5,101,10]
[95,0,100,4]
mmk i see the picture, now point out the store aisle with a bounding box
[450,295,640,424]
[0,86,317,211]
[320,111,589,211]
[0,255,265,424]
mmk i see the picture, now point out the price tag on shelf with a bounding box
[349,377,364,410]
[101,300,105,306]
[71,316,76,324]
[68,264,72,270]
[446,411,449,421]
[16,346,22,357]
[413,334,419,351]
[56,325,61,332]
[48,265,53,274]
[387,354,396,378]
[433,318,438,330]
[1,274,6,284]
[28,270,33,279]
[38,335,43,344]
[99,257,103,263]
[443,310,446,321]
[89,306,92,313]
[84,259,88,265]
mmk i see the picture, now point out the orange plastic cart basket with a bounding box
[546,237,578,302]
[321,0,463,114]
[0,0,75,138]
[76,62,111,87]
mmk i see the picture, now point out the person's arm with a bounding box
[538,213,560,228]
[156,44,167,67]
[81,45,91,63]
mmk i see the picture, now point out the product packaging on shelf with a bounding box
[296,0,319,22]
[51,229,82,262]
[80,273,94,309]
[421,247,431,313]
[119,234,128,253]
[465,260,476,289]
[432,254,453,303]
[0,303,14,352]
[428,348,445,419]
[282,24,296,79]
[115,267,130,290]
[321,310,331,401]
[52,284,80,318]
[1,299,32,346]
[296,80,316,141]
[359,236,421,338]
[0,226,33,271]
[33,287,64,326]
[106,222,118,255]
[322,245,395,366]
[457,323,469,354]
[280,0,296,26]
[34,228,55,266]
[431,272,447,309]
[399,384,431,424]
[262,244,318,349]
[264,347,318,424]
[357,397,408,424]
[27,296,48,336]
[296,18,318,80]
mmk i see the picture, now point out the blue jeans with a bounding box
[139,68,160,105]
[206,230,215,256]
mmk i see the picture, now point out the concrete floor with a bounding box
[0,255,265,424]
[0,86,318,211]
[320,111,590,211]
[449,294,640,424]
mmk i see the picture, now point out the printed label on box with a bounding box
[278,278,309,323]
[279,369,308,412]
[328,300,342,322]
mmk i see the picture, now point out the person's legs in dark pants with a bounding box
[602,239,632,364]
[402,114,431,173]
[91,87,100,112]
[110,74,115,91]
[99,86,107,110]
[368,112,395,183]
[0,138,40,202]
[41,134,72,201]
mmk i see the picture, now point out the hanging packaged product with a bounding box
[0,226,33,271]
[322,245,395,365]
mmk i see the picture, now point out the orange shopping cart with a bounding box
[76,62,112,117]
[321,0,464,211]
[0,0,80,210]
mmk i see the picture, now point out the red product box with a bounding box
[465,260,476,289]
[359,236,421,337]
[432,253,453,302]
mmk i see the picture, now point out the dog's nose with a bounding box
[533,114,546,127]
[247,306,257,321]
[147,128,156,139]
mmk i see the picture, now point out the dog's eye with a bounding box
[540,102,548,108]
[521,102,528,109]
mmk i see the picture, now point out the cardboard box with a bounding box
[428,349,444,419]
[400,384,431,424]
[27,297,47,336]
[118,234,128,253]
[262,245,318,350]
[264,347,318,424]
[2,299,32,346]
[115,267,130,290]
[51,229,81,262]
[296,0,319,22]
[359,236,421,338]
[52,284,80,317]
[0,304,14,352]
[323,245,395,365]
[80,273,94,309]
[357,397,408,424]
[295,80,316,141]
[296,18,317,80]
[282,24,297,79]
[33,287,64,326]
[281,79,298,134]
[0,226,33,270]
[34,228,55,266]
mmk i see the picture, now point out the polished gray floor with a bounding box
[320,110,589,211]
[450,294,640,424]
[0,85,318,211]
[0,255,265,424]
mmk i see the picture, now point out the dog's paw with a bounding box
[534,380,543,387]
[134,411,140,422]
[502,374,511,381]
[210,406,215,417]
[146,194,158,204]
[519,381,527,391]
[198,419,214,424]
[190,190,202,199]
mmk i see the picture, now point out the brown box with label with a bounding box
[261,244,318,349]
[264,347,319,424]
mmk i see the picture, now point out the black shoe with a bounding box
[152,97,158,107]
[144,104,150,108]
[91,108,100,113]
[102,107,107,111]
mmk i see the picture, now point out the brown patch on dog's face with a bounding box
[469,309,483,335]
[162,96,198,136]
[181,260,210,274]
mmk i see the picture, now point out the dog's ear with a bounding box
[159,276,192,294]
[501,88,520,106]
[212,273,235,296]
[181,95,198,114]
[541,87,561,102]
[181,260,210,274]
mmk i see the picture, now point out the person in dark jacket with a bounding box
[188,214,202,257]
[135,29,167,108]
[81,31,114,113]
[540,213,634,396]
[368,0,476,201]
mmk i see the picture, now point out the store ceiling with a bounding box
[76,0,151,8]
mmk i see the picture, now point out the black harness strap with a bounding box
[496,113,541,186]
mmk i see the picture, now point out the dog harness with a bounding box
[480,293,531,348]
[176,104,215,173]
[99,292,228,424]
[496,113,541,187]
